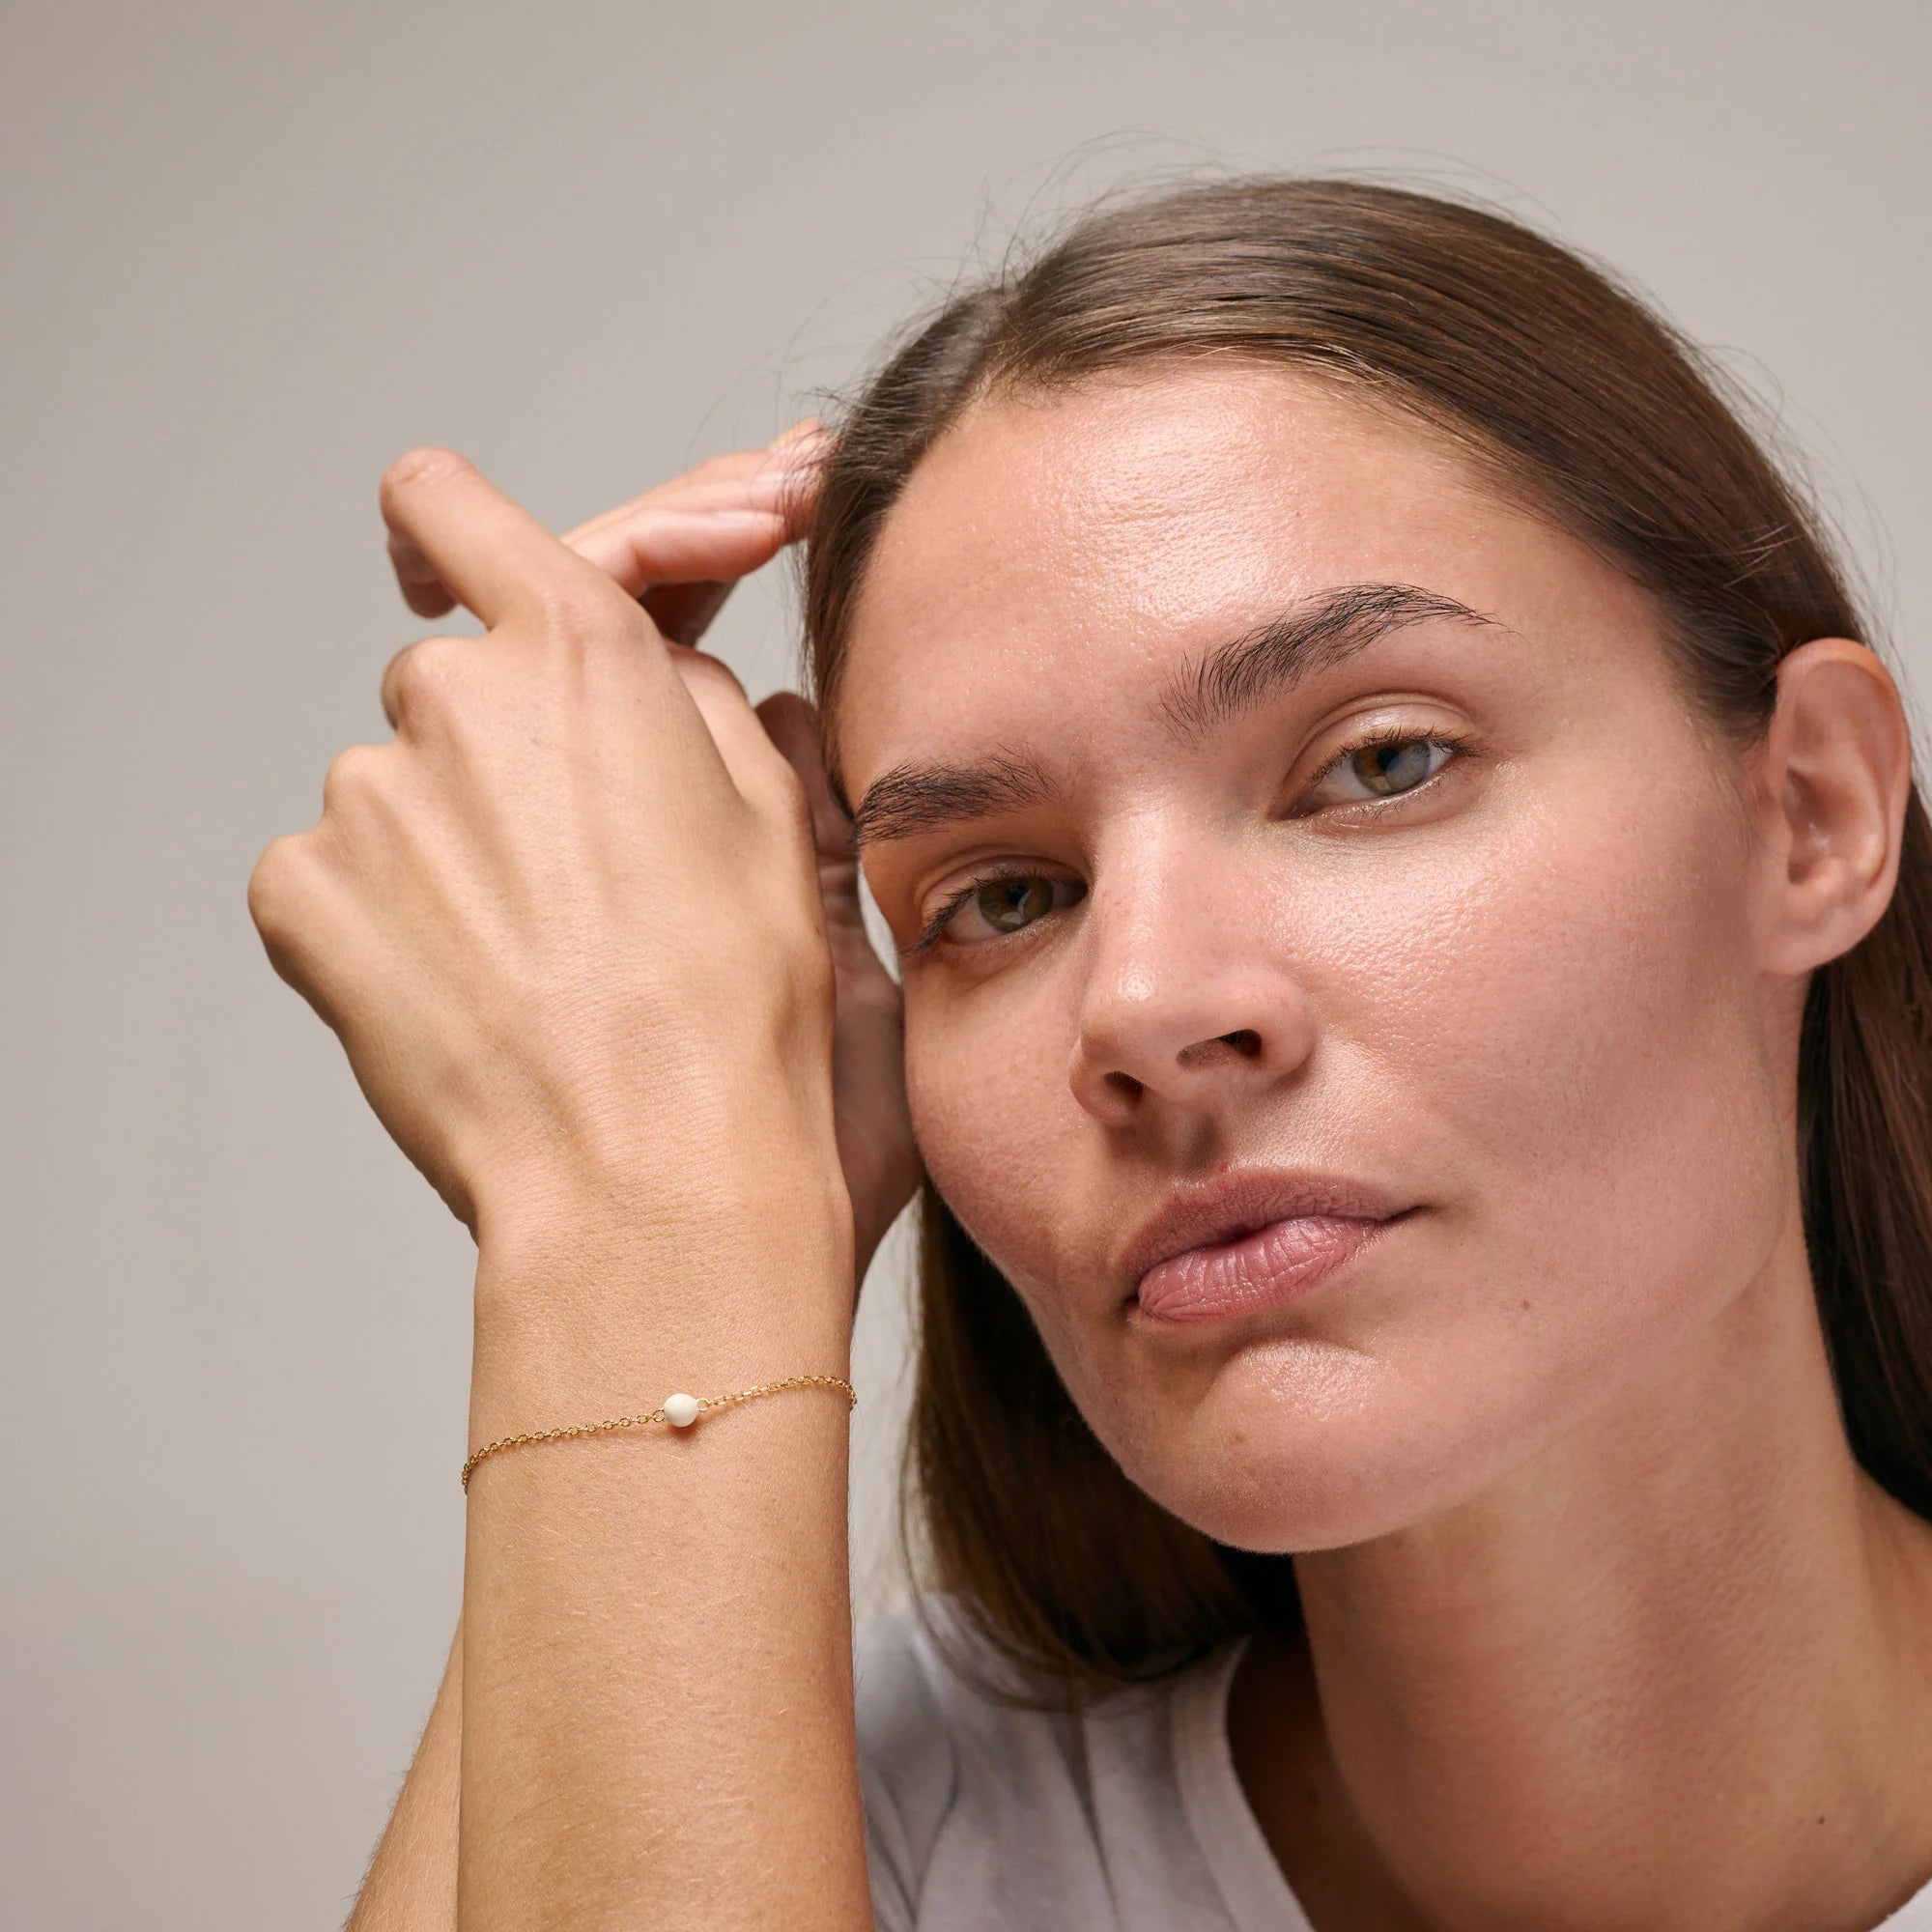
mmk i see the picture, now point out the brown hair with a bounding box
[796,175,1932,1701]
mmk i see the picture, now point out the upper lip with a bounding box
[1117,1168,1413,1300]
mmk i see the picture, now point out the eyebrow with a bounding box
[1161,581,1497,735]
[852,748,1058,851]
[850,581,1497,851]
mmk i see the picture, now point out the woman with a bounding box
[249,177,1932,1928]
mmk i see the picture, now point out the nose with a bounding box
[1065,829,1319,1130]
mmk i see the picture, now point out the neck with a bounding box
[1233,1204,1932,1932]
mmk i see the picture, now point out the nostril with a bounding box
[1175,1030,1263,1071]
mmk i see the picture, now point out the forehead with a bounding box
[835,364,1626,794]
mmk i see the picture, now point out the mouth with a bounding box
[1132,1210,1412,1324]
[1119,1170,1417,1327]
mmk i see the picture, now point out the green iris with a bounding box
[1350,739,1436,795]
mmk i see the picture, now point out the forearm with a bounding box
[256,427,895,1929]
[347,1617,461,1932]
[457,1161,870,1930]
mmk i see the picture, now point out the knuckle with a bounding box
[245,833,310,937]
[761,751,811,824]
[384,635,468,724]
[534,576,623,649]
[321,740,388,812]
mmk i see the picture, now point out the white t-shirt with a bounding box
[854,1594,1932,1932]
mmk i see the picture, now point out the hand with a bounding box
[247,442,855,1305]
[493,423,921,1286]
[751,690,921,1288]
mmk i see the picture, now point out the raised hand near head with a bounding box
[250,426,916,1306]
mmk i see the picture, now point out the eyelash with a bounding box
[1295,723,1477,819]
[901,724,1476,959]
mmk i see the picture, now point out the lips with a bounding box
[1134,1212,1396,1321]
[1118,1169,1412,1323]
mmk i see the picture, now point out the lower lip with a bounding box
[1133,1212,1403,1324]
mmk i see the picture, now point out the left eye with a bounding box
[1306,734,1460,808]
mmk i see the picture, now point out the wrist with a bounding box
[467,1189,855,1453]
[480,1149,852,1289]
[473,1075,851,1263]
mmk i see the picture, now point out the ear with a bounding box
[1750,638,1915,977]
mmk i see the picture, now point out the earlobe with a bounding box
[1755,638,1914,976]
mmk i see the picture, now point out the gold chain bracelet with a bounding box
[460,1374,858,1492]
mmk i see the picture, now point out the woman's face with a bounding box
[836,364,1793,1553]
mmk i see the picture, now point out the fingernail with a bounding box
[767,425,836,466]
[758,433,834,476]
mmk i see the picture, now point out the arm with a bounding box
[344,1196,871,1932]
[255,433,914,1931]
[340,1183,867,1932]
[460,1184,867,1927]
[347,1617,460,1932]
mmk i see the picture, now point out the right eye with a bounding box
[911,871,1088,954]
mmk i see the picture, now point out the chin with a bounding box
[1074,1322,1622,1557]
[1118,1391,1486,1555]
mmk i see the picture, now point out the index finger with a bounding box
[380,446,617,630]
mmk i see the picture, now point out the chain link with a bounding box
[460,1374,858,1492]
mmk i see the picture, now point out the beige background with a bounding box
[3,1,1927,1924]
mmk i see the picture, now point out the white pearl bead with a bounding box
[663,1391,701,1428]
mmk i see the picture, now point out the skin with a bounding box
[252,424,903,1932]
[267,367,1932,1931]
[835,364,1932,1929]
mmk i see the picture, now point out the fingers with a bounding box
[562,454,781,549]
[562,424,831,646]
[556,419,830,610]
[642,579,735,649]
[380,447,618,630]
[385,422,835,630]
[374,625,796,827]
[754,692,867,920]
[395,497,796,628]
[563,416,824,537]
[568,501,799,603]
[562,418,827,552]
[665,645,802,809]
[566,441,830,604]
[390,527,462,619]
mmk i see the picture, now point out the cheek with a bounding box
[902,979,1074,1269]
[1394,768,1783,1300]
